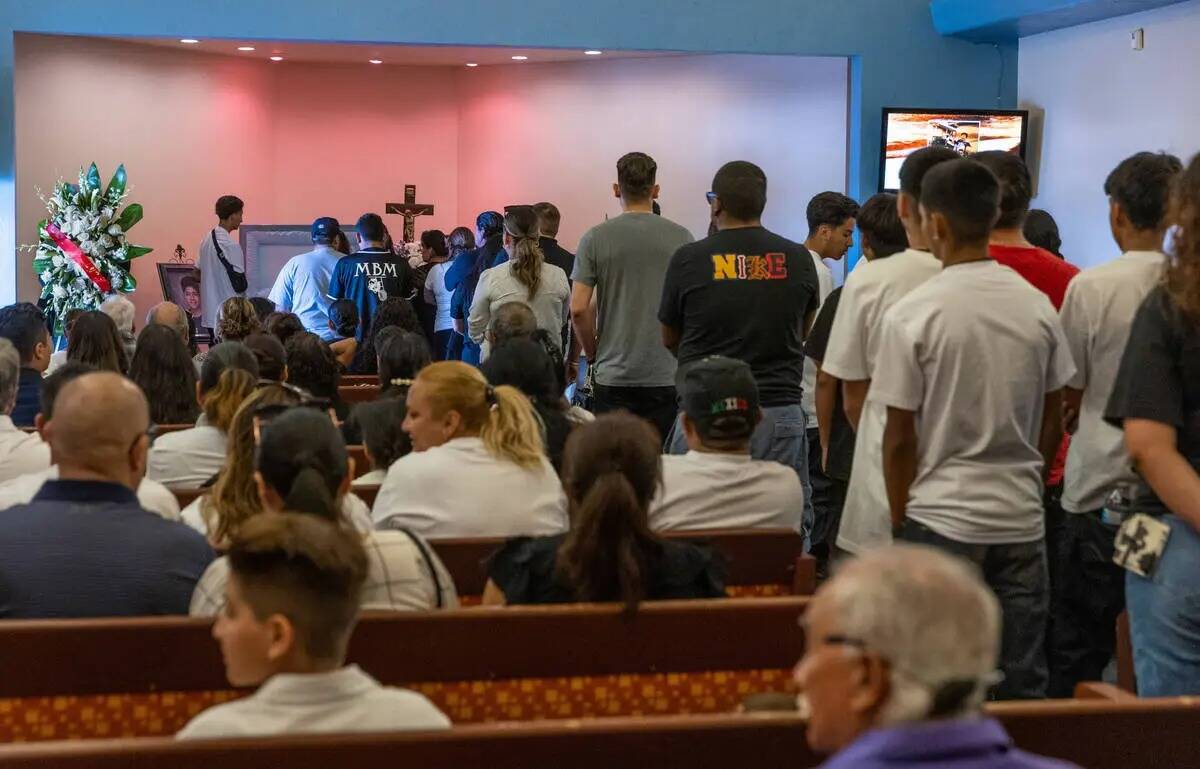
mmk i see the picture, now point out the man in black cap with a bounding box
[269,217,347,342]
[650,356,804,532]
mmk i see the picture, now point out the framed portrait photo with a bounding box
[156,262,210,346]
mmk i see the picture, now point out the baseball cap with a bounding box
[312,217,341,241]
[676,356,759,441]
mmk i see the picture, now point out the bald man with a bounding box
[0,372,212,618]
[146,301,192,346]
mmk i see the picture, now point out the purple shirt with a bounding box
[819,718,1080,769]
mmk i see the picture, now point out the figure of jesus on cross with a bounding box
[385,184,435,243]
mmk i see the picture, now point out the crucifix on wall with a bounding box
[385,184,435,243]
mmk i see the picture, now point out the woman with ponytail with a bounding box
[371,361,567,537]
[190,407,458,616]
[482,413,725,610]
[467,206,570,361]
[147,341,260,487]
[179,382,374,548]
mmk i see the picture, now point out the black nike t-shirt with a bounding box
[328,248,414,341]
[659,227,820,407]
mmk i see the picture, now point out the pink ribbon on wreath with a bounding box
[44,222,111,294]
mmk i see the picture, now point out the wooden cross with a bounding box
[385,184,435,243]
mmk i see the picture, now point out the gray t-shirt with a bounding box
[572,212,694,387]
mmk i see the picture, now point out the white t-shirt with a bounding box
[869,261,1076,544]
[189,529,458,616]
[147,421,227,488]
[0,465,180,521]
[352,468,387,488]
[1060,250,1165,514]
[820,249,943,553]
[468,261,570,360]
[197,226,245,330]
[372,436,568,538]
[176,665,450,740]
[424,262,455,333]
[180,492,374,538]
[0,416,51,484]
[800,250,835,429]
[651,451,804,532]
[268,245,342,341]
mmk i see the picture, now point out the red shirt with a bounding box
[989,242,1080,487]
[989,243,1079,310]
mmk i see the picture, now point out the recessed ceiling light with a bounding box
[369,59,383,64]
[237,46,255,51]
[269,55,284,62]
[511,55,528,61]
[465,62,479,67]
[179,39,200,44]
[584,50,603,55]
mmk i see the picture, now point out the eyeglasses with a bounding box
[705,191,718,204]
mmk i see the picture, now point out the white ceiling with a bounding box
[104,37,680,67]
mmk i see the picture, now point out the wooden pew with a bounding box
[0,598,807,740]
[432,528,815,597]
[151,423,194,436]
[340,375,377,386]
[338,382,381,404]
[157,498,816,598]
[1,698,1198,769]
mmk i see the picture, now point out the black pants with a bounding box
[899,518,1049,700]
[433,329,454,362]
[592,384,678,445]
[1045,507,1125,698]
[805,427,845,581]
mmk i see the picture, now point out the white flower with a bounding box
[51,284,66,299]
[107,224,123,237]
[51,254,64,268]
[100,234,114,248]
[40,270,51,283]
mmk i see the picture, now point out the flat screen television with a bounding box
[879,108,1029,192]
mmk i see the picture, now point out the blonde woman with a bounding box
[371,361,567,537]
[179,382,373,548]
[467,207,570,361]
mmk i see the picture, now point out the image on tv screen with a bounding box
[881,110,1026,191]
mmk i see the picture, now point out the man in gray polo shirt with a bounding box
[570,152,694,441]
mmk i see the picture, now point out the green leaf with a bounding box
[105,165,127,199]
[85,163,101,191]
[125,244,153,259]
[123,273,138,292]
[116,204,144,231]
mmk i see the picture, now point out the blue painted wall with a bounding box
[0,0,1017,298]
[931,0,1189,42]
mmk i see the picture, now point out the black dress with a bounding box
[488,534,726,605]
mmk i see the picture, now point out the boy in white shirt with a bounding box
[1048,151,1182,696]
[652,356,803,532]
[872,158,1075,700]
[177,513,450,739]
[821,147,958,555]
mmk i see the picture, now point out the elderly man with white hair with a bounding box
[794,545,1079,769]
[100,294,137,363]
[0,338,51,483]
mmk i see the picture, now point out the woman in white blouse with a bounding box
[180,382,374,545]
[147,342,259,488]
[468,206,570,361]
[371,361,568,538]
[190,407,457,616]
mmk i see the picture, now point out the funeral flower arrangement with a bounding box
[23,163,151,330]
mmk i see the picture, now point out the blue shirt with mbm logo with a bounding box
[328,248,414,341]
